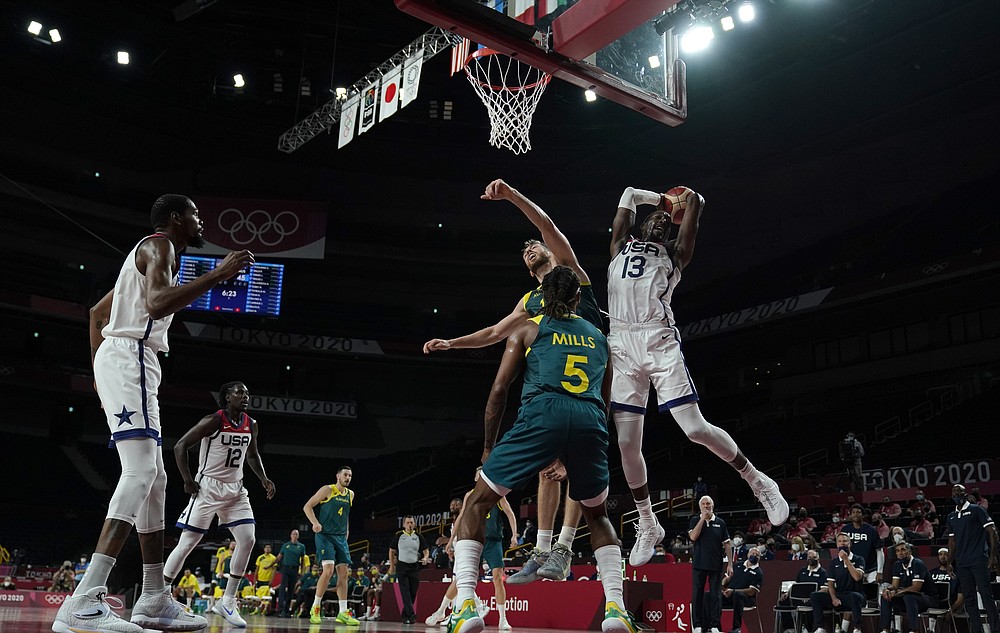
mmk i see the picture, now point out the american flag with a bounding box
[450,38,471,76]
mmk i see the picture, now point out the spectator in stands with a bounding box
[841,503,882,582]
[789,537,807,561]
[359,567,383,621]
[878,541,936,633]
[74,556,89,584]
[754,537,775,561]
[783,518,810,541]
[879,496,902,521]
[878,526,906,583]
[671,534,691,557]
[840,432,865,491]
[731,532,750,564]
[722,546,763,633]
[838,497,857,520]
[215,540,234,584]
[871,513,890,541]
[810,532,866,633]
[174,569,200,606]
[1,576,16,591]
[776,548,827,633]
[908,512,934,541]
[907,490,935,517]
[798,507,817,532]
[747,512,771,537]
[694,476,709,499]
[690,495,732,633]
[520,518,536,546]
[50,561,76,592]
[969,488,988,510]
[821,515,843,544]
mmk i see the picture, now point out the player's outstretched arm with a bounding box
[173,413,223,495]
[482,320,537,462]
[483,179,590,285]
[246,419,275,499]
[423,299,528,353]
[611,187,660,258]
[140,239,254,319]
[673,190,705,271]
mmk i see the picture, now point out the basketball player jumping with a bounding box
[609,186,788,567]
[423,178,595,583]
[56,195,252,633]
[162,381,275,627]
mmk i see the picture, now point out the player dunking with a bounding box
[162,381,275,627]
[303,467,360,626]
[55,195,252,633]
[448,266,637,633]
[423,179,595,583]
[609,186,788,567]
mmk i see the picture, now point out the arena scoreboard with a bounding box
[179,255,284,316]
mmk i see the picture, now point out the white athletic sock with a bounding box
[340,599,348,613]
[142,563,165,595]
[439,595,452,612]
[738,460,760,482]
[75,552,115,596]
[595,545,624,609]
[498,603,507,623]
[454,540,484,605]
[313,595,323,608]
[224,576,240,599]
[557,526,577,549]
[841,618,850,632]
[635,497,655,527]
[536,529,553,553]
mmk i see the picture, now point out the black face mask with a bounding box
[953,495,966,506]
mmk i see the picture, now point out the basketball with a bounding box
[663,186,692,224]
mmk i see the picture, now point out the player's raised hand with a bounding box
[422,338,451,354]
[481,178,513,201]
[262,477,276,499]
[216,250,255,279]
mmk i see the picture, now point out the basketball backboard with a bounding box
[395,0,687,126]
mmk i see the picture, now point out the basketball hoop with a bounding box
[464,48,550,154]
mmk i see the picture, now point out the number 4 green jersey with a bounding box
[317,485,353,536]
[521,314,608,409]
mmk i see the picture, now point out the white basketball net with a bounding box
[465,49,550,154]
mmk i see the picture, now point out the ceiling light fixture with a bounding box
[738,3,755,23]
[720,15,735,31]
[648,55,661,69]
[48,28,62,43]
[28,21,42,36]
[680,25,715,53]
[233,73,245,88]
[117,51,130,65]
[584,89,597,102]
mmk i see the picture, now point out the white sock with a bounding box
[738,460,760,482]
[454,540,484,605]
[75,552,115,596]
[224,577,240,599]
[313,595,323,608]
[557,526,577,549]
[635,497,655,527]
[439,595,452,612]
[536,530,553,553]
[595,545,624,609]
[142,563,165,595]
[841,618,850,632]
[498,603,507,623]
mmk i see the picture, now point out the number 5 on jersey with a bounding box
[562,354,590,393]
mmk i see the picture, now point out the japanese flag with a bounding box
[338,95,360,149]
[400,49,424,108]
[379,65,402,122]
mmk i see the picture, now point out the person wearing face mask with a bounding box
[731,532,750,564]
[783,518,810,542]
[809,533,865,633]
[762,540,777,561]
[820,515,842,544]
[945,484,999,633]
[840,504,882,582]
[969,487,988,510]
[878,527,907,583]
[878,496,902,521]
[747,512,772,539]
[878,542,937,633]
[721,547,764,633]
[907,490,935,518]
[907,511,934,541]
[797,508,817,533]
[789,537,807,561]
[776,549,828,633]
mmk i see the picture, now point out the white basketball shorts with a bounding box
[608,322,699,415]
[175,476,255,533]
[94,336,163,445]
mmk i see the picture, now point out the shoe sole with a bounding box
[53,622,141,633]
[505,573,538,585]
[535,564,570,581]
[602,617,637,633]
[452,616,485,633]
[130,618,206,632]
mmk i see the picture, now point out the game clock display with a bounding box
[179,255,284,316]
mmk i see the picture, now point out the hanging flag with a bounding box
[400,49,424,108]
[450,38,471,76]
[379,65,402,122]
[508,0,535,24]
[358,80,379,134]
[338,95,360,149]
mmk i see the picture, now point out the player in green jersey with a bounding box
[303,467,359,626]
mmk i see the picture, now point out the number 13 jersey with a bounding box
[607,238,681,327]
[197,410,253,483]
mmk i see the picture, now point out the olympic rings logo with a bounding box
[645,610,663,622]
[607,498,619,510]
[217,208,300,247]
[922,262,948,276]
[45,594,67,604]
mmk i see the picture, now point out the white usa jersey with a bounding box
[197,410,253,483]
[607,238,681,326]
[101,233,178,353]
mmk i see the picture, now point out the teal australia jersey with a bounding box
[521,314,608,409]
